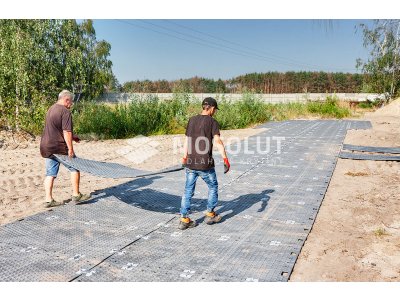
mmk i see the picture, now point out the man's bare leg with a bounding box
[44,176,56,202]
[71,171,80,197]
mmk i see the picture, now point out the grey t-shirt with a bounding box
[40,103,73,158]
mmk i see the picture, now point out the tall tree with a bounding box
[0,19,114,130]
[357,20,400,97]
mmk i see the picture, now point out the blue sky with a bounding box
[92,19,373,84]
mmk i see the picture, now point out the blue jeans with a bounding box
[180,168,219,218]
[45,155,79,177]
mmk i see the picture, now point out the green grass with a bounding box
[358,102,375,109]
[5,93,352,139]
[73,95,195,139]
[72,93,351,139]
[305,95,351,119]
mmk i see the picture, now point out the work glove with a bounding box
[182,157,188,168]
[223,158,230,174]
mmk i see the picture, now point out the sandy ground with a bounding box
[291,99,400,281]
[0,127,265,225]
[1,101,399,282]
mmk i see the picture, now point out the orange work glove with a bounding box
[182,157,188,167]
[223,158,230,174]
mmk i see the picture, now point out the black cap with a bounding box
[202,97,219,110]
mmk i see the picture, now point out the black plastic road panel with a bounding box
[339,151,400,161]
[342,144,400,154]
[54,154,183,179]
[0,120,372,282]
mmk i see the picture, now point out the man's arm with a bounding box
[214,134,227,158]
[63,130,75,157]
[182,118,191,166]
[61,110,75,157]
[182,136,189,166]
[214,134,230,173]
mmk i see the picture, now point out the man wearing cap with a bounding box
[179,97,231,230]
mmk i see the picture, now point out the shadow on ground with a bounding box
[82,176,274,222]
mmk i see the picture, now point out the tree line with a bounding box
[0,19,398,134]
[121,72,365,94]
[122,20,400,97]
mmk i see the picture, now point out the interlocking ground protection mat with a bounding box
[339,152,400,161]
[340,144,400,161]
[342,144,400,154]
[0,120,372,282]
[54,155,183,178]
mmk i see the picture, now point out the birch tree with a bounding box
[357,20,400,97]
[0,19,114,132]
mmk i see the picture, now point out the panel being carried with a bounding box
[54,155,183,178]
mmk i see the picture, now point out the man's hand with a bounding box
[72,135,80,143]
[68,148,75,158]
[215,134,229,172]
[223,158,230,174]
[63,131,74,157]
[182,157,188,167]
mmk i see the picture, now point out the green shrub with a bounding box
[306,97,350,118]
[358,101,375,109]
[214,93,272,129]
[5,92,352,139]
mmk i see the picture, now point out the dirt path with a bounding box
[290,99,400,281]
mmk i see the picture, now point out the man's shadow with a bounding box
[84,175,181,214]
[85,177,274,223]
[194,189,274,224]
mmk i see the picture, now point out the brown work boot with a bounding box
[44,199,63,208]
[205,211,222,225]
[178,217,197,230]
[72,193,91,203]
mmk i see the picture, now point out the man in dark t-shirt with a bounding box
[40,90,90,208]
[179,97,231,230]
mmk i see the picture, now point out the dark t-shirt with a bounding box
[40,103,73,158]
[185,114,220,170]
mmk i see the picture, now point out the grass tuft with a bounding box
[10,92,353,139]
[345,171,370,176]
[374,228,389,237]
